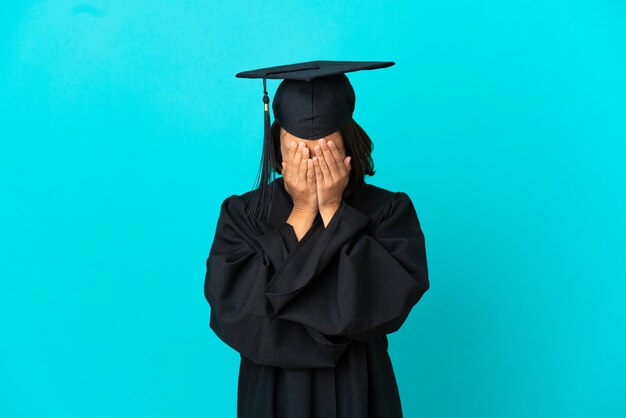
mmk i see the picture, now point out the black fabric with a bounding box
[204,176,429,418]
[235,60,395,139]
[272,74,355,140]
[235,60,395,81]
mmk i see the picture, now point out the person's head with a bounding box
[238,61,392,225]
[271,118,375,195]
[243,118,377,226]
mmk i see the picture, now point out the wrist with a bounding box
[292,205,318,217]
[319,201,341,214]
[319,202,341,228]
[288,206,318,241]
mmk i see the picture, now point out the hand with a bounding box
[282,141,318,214]
[312,137,351,218]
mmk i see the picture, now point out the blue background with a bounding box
[1,1,625,417]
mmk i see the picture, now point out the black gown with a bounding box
[204,176,429,418]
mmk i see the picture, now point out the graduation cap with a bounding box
[236,60,395,140]
[235,60,395,224]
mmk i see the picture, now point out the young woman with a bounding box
[204,61,430,418]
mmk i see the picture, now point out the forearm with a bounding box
[287,208,317,240]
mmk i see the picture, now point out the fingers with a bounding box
[292,141,304,178]
[326,139,347,177]
[282,141,295,178]
[314,143,332,184]
[288,141,298,165]
[313,155,323,185]
[344,156,352,172]
[283,141,317,191]
[299,143,309,186]
[306,158,315,189]
[319,138,340,181]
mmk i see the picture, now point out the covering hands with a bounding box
[282,138,351,226]
[282,141,317,215]
[312,137,351,214]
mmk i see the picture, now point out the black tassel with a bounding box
[243,76,277,230]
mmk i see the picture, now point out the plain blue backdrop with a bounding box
[1,1,625,417]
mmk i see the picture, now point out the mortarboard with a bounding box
[234,60,395,225]
[235,60,395,141]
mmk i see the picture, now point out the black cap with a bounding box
[236,60,395,139]
[234,60,395,226]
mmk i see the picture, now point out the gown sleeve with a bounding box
[204,195,352,369]
[263,191,430,343]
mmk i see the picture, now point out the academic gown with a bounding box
[204,176,429,418]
